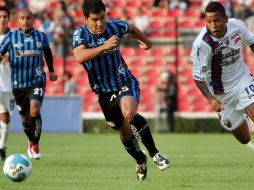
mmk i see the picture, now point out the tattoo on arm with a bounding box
[194,80,213,99]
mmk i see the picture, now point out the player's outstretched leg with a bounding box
[130,114,170,170]
[121,134,147,181]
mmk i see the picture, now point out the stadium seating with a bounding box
[46,0,251,114]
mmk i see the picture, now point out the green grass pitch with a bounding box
[1,133,254,190]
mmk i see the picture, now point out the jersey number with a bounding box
[110,86,129,101]
[34,88,44,96]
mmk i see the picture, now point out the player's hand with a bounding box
[207,97,224,112]
[49,72,58,81]
[138,40,150,50]
[104,35,118,50]
[2,54,9,63]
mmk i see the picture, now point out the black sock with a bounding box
[130,114,159,157]
[30,115,42,145]
[121,135,146,164]
[23,123,34,142]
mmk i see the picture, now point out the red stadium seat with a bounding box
[196,19,206,28]
[148,31,164,38]
[151,59,167,67]
[142,0,153,7]
[109,9,122,19]
[113,0,126,7]
[131,68,144,78]
[126,9,137,19]
[153,9,168,17]
[145,67,161,78]
[168,9,183,17]
[135,48,151,56]
[165,20,175,28]
[185,8,201,17]
[178,20,196,28]
[149,21,165,29]
[121,47,135,56]
[151,47,167,56]
[126,0,142,7]
[168,47,185,56]
[163,30,180,38]
[130,59,147,67]
[142,8,153,16]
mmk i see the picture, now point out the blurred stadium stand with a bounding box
[7,0,253,119]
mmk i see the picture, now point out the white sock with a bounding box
[246,141,254,150]
[0,120,9,149]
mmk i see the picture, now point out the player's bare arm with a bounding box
[194,79,223,112]
[129,24,152,50]
[73,35,118,64]
[43,46,57,81]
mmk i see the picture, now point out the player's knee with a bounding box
[30,108,40,117]
[123,111,136,123]
[0,113,10,124]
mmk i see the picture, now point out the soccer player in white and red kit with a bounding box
[191,1,254,144]
[0,6,14,161]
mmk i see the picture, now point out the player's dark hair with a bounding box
[82,0,106,18]
[0,6,10,19]
[205,1,226,17]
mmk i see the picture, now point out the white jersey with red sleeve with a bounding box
[191,18,254,95]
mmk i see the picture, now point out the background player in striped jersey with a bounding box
[0,9,58,159]
[192,1,254,145]
[0,6,14,161]
[72,0,169,181]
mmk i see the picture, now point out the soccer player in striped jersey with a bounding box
[72,0,169,181]
[192,2,254,145]
[0,6,14,161]
[0,9,58,159]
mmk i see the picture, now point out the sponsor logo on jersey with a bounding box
[14,42,23,48]
[24,38,33,42]
[223,119,232,128]
[16,50,40,57]
[202,66,207,73]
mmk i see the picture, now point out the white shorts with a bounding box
[216,74,254,131]
[0,91,15,114]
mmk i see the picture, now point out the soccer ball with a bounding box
[3,153,32,182]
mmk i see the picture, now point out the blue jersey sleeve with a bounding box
[72,27,86,49]
[0,33,10,55]
[112,20,130,36]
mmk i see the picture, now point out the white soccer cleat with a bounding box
[152,152,170,171]
[27,142,42,160]
[136,154,147,181]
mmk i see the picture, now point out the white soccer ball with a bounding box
[3,153,32,182]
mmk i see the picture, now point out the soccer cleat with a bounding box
[27,142,42,160]
[0,148,6,161]
[136,154,147,181]
[152,152,170,171]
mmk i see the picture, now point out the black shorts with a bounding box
[98,80,140,130]
[13,82,45,115]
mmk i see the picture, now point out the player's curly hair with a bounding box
[82,0,106,18]
[205,1,226,17]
